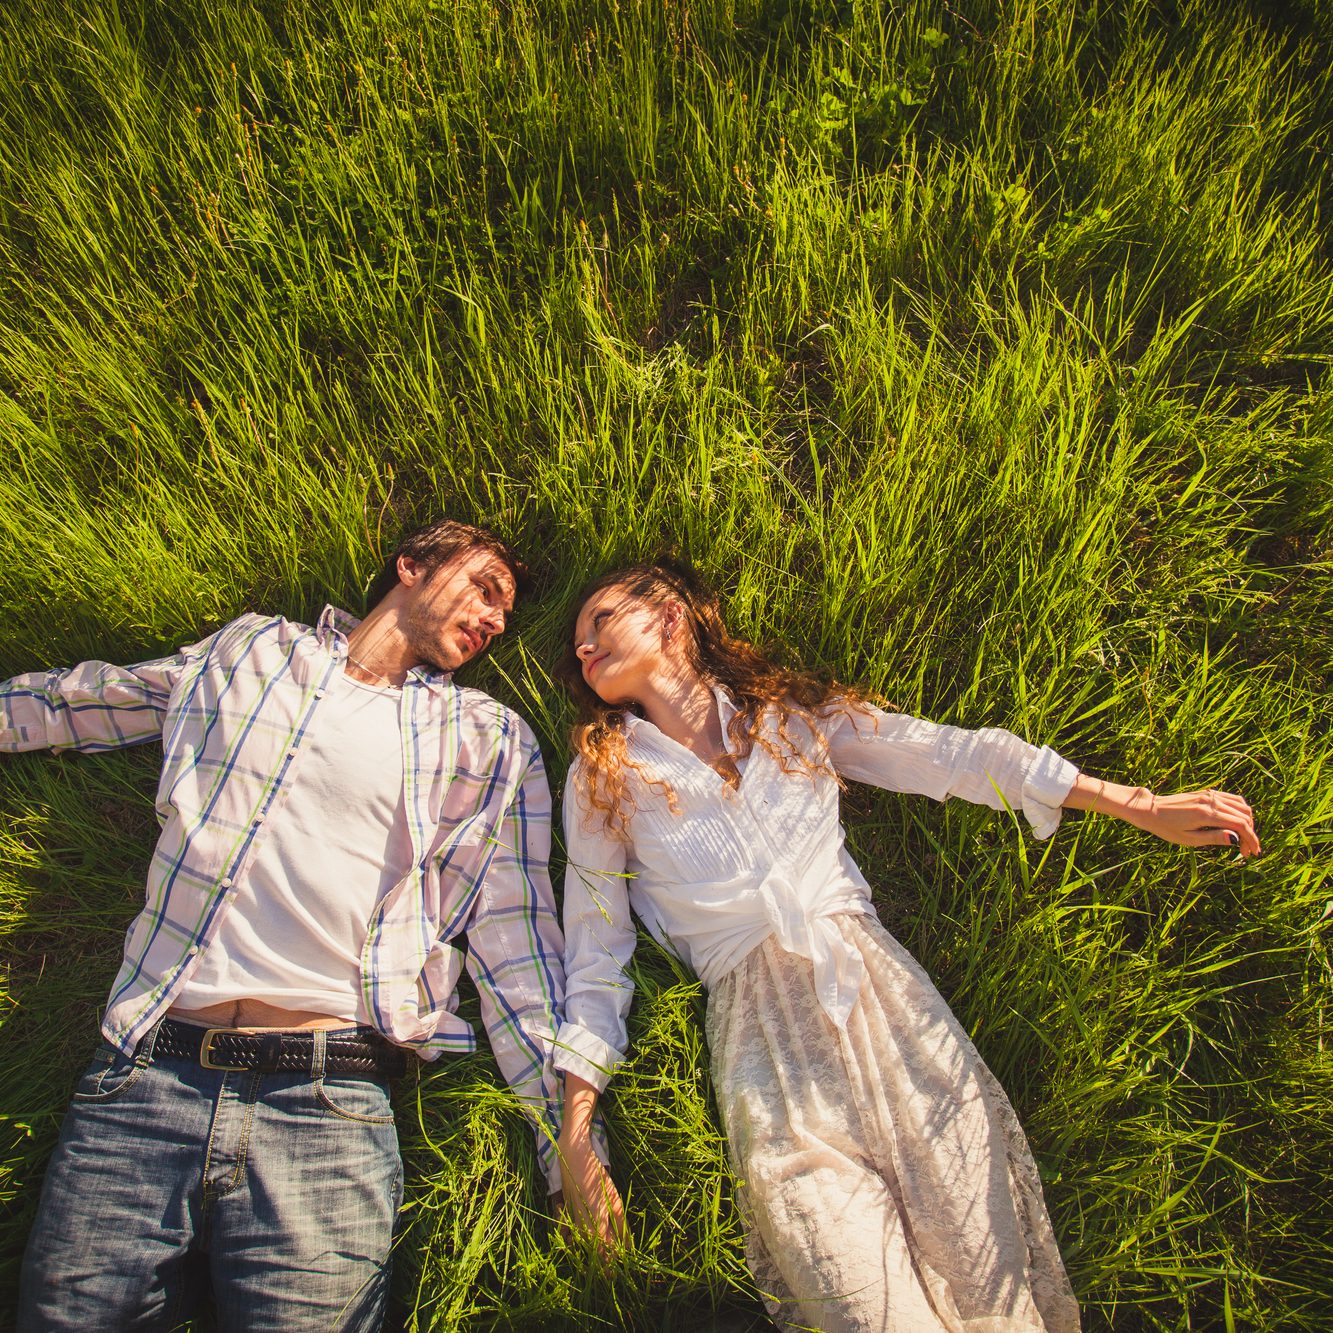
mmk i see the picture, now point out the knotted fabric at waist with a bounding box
[659,865,873,1029]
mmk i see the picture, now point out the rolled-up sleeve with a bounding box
[823,705,1078,839]
[553,760,636,1092]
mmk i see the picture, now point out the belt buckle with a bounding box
[200,1027,251,1071]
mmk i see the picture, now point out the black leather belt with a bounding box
[152,1019,410,1079]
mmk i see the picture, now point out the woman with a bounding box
[551,561,1258,1333]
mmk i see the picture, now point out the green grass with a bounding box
[1,0,1330,1326]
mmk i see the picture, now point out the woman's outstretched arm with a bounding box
[1062,775,1260,857]
[821,704,1079,838]
[821,704,1259,853]
[558,1072,626,1247]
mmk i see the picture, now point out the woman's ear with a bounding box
[662,599,682,645]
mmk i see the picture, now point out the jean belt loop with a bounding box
[134,1015,166,1068]
[312,1028,327,1080]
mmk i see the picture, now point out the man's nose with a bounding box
[482,607,506,637]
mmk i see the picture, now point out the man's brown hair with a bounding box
[364,518,527,610]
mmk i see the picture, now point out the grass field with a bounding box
[1,0,1331,1327]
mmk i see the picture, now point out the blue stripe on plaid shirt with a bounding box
[0,605,567,1186]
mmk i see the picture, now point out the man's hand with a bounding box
[556,1130,626,1252]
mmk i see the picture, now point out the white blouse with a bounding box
[552,690,1078,1092]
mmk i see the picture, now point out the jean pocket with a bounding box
[315,1076,395,1124]
[71,1042,146,1104]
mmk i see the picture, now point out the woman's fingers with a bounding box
[1176,826,1244,850]
[1207,790,1255,830]
[1149,788,1261,857]
[603,1181,626,1235]
[557,1141,626,1251]
[597,1160,626,1234]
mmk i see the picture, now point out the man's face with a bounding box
[400,546,516,672]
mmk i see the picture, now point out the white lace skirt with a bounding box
[705,912,1080,1333]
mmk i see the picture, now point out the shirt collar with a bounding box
[622,681,737,741]
[713,682,738,731]
[316,605,361,645]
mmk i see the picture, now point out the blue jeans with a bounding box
[17,1023,403,1332]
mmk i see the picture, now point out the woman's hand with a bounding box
[1064,776,1260,858]
[557,1129,626,1250]
[557,1071,626,1251]
[1130,787,1261,857]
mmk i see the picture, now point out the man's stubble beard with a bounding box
[403,600,460,673]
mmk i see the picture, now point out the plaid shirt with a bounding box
[0,606,566,1183]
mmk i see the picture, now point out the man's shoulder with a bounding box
[202,611,304,652]
[182,612,333,672]
[223,610,287,635]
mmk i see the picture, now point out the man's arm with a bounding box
[462,733,567,1193]
[0,648,201,753]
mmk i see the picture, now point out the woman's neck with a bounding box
[637,672,727,762]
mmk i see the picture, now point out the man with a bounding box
[5,519,566,1331]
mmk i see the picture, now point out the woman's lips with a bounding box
[584,652,609,676]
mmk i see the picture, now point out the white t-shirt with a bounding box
[175,673,410,1021]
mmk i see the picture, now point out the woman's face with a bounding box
[573,585,677,706]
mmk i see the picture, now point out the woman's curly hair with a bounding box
[555,560,872,839]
